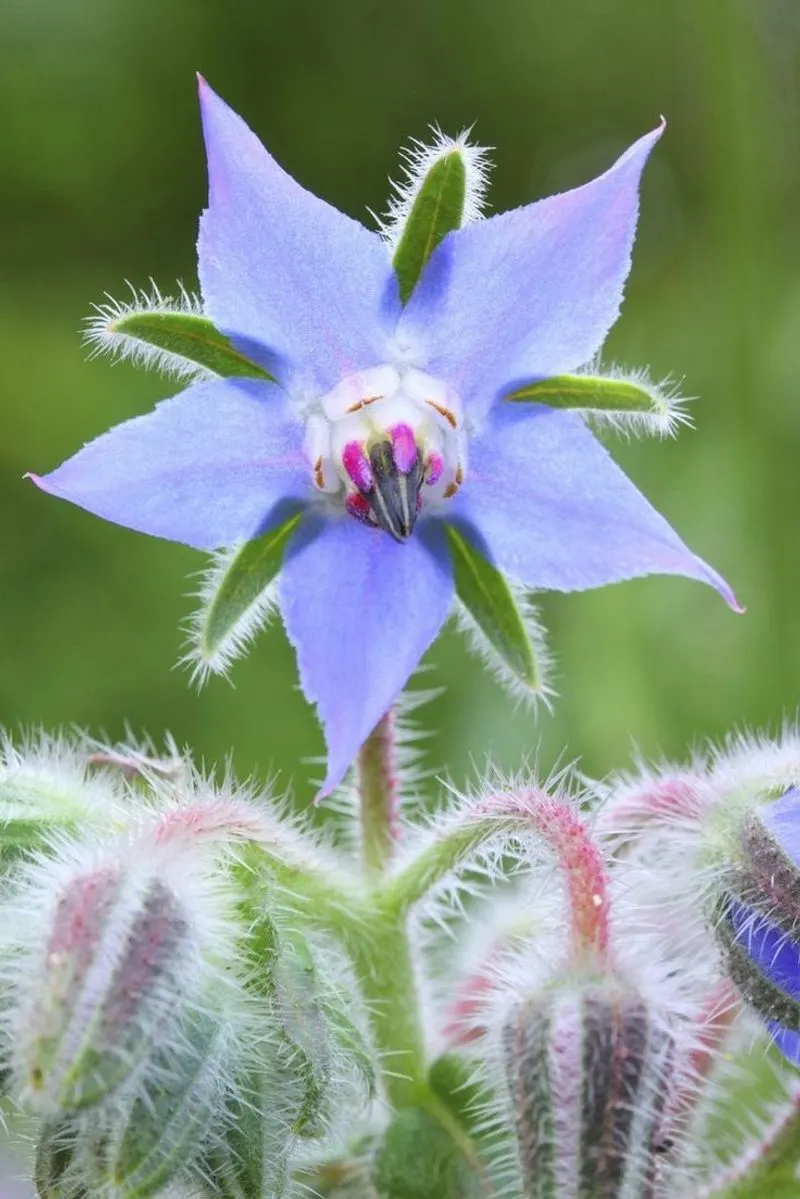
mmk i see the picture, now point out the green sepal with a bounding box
[195,1065,293,1199]
[84,1011,226,1199]
[445,523,545,694]
[34,1122,86,1199]
[507,373,671,423]
[321,993,378,1103]
[371,1105,484,1199]
[111,310,273,381]
[197,510,303,664]
[0,779,109,869]
[393,150,466,304]
[700,1101,800,1199]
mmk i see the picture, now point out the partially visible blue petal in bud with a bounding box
[713,787,800,1065]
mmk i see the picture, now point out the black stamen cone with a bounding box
[362,440,423,543]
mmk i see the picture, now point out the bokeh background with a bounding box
[2,0,800,812]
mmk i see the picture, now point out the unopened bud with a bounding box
[81,1011,229,1198]
[502,980,675,1199]
[34,1120,84,1199]
[710,788,800,1063]
[12,864,195,1113]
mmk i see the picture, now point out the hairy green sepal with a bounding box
[112,311,272,380]
[371,1105,484,1199]
[445,524,543,692]
[200,512,303,659]
[393,150,466,304]
[508,373,662,417]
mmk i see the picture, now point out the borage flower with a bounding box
[30,81,737,794]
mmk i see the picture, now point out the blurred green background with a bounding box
[2,0,799,808]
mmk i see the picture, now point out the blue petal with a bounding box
[197,79,398,395]
[280,515,453,796]
[767,1021,800,1067]
[449,402,738,605]
[30,379,309,550]
[728,899,800,1002]
[400,126,662,415]
[760,789,800,867]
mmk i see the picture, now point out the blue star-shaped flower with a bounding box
[31,81,736,794]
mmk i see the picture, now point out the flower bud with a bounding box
[79,1010,230,1199]
[502,979,675,1199]
[10,860,198,1113]
[713,788,800,1063]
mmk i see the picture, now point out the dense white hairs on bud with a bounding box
[590,748,713,850]
[451,585,555,711]
[707,722,800,801]
[180,548,281,687]
[140,764,355,904]
[83,280,210,381]
[0,819,253,1115]
[0,728,133,845]
[574,358,693,440]
[377,125,492,249]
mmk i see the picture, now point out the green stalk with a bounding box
[357,711,400,874]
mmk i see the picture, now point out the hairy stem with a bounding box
[341,904,428,1108]
[383,788,611,960]
[357,711,400,874]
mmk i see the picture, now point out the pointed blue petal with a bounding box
[728,899,800,1001]
[400,126,663,415]
[197,79,398,394]
[280,515,453,796]
[451,403,738,606]
[761,789,800,865]
[767,1021,800,1066]
[29,379,309,550]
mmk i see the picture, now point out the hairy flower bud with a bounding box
[712,788,800,1063]
[502,979,675,1199]
[9,856,200,1114]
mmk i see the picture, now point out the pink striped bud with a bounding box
[502,980,675,1199]
[11,861,197,1114]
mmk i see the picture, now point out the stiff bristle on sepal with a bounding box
[181,545,282,687]
[508,360,692,440]
[83,280,210,381]
[452,579,555,711]
[377,125,492,250]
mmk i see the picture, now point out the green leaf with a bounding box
[197,511,303,665]
[445,523,545,693]
[111,310,273,380]
[393,150,466,304]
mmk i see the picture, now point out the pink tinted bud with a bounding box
[341,441,374,492]
[389,423,418,474]
[425,452,444,486]
[13,864,195,1114]
[503,981,676,1199]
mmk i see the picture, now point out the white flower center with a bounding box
[304,366,467,541]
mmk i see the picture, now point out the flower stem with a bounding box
[342,904,428,1108]
[357,711,400,874]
